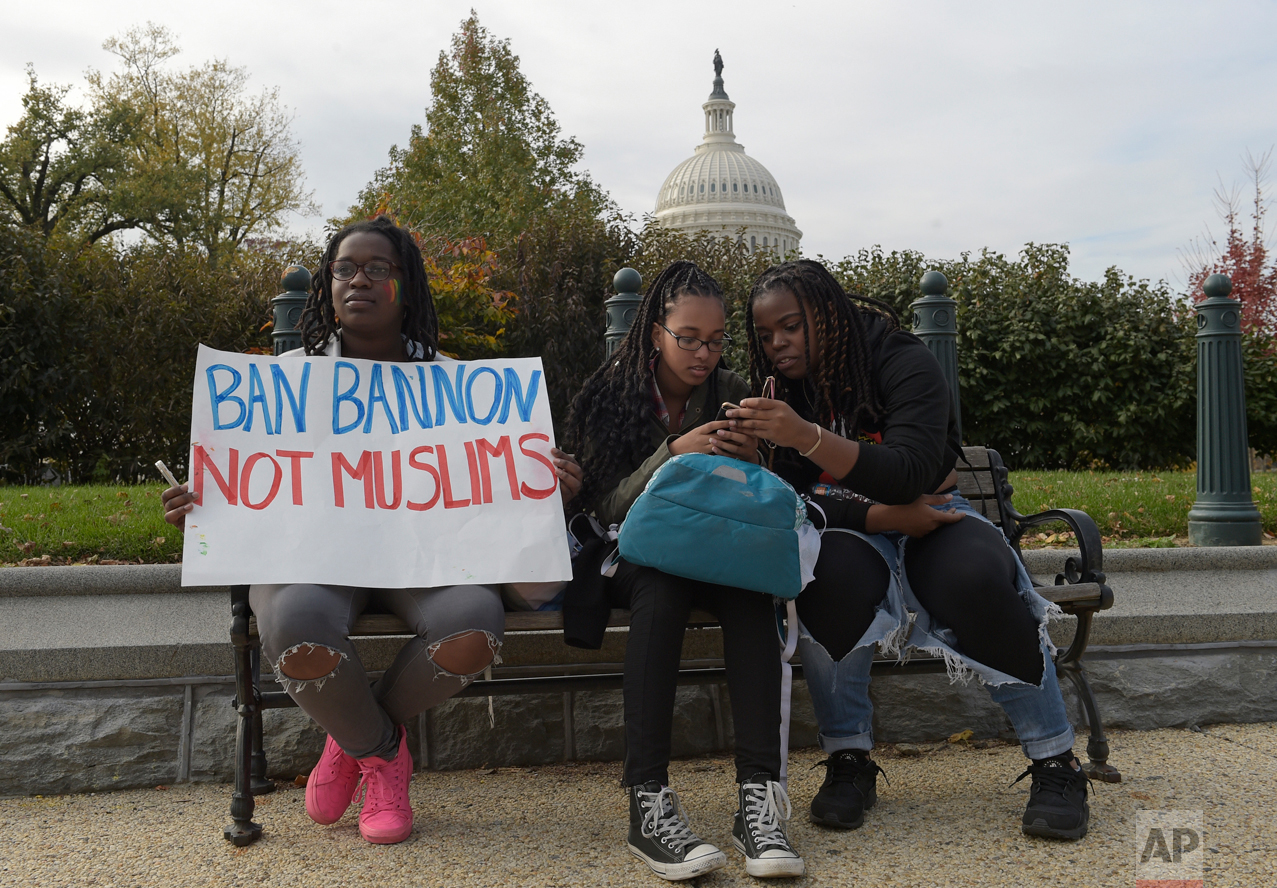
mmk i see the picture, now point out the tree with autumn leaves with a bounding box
[1183,149,1277,333]
[1182,150,1277,457]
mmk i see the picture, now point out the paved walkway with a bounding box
[2,724,1275,887]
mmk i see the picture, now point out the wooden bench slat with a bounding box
[251,608,725,639]
[1034,582,1103,608]
[955,472,998,498]
[960,446,991,468]
[254,589,1107,641]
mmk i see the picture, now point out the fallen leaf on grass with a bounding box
[116,491,129,499]
[18,541,35,554]
[153,537,166,546]
[61,541,74,548]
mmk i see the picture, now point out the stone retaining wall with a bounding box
[4,639,1276,797]
[2,547,1276,797]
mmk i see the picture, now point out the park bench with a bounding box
[221,444,1117,846]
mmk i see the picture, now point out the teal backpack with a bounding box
[616,453,819,599]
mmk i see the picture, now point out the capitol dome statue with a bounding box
[654,51,802,254]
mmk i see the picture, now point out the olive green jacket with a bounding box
[593,368,750,527]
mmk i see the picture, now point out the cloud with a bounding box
[5,0,1276,288]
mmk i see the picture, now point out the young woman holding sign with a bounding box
[161,216,582,845]
[728,260,1089,840]
[565,260,805,881]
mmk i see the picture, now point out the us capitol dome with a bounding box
[654,51,802,254]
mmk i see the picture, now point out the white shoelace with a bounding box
[638,786,699,853]
[742,780,793,850]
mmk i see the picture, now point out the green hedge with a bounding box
[0,233,317,482]
[4,226,1275,479]
[832,244,1215,469]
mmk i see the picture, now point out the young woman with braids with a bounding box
[564,260,805,880]
[160,216,582,845]
[728,259,1090,841]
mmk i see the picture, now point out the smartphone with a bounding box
[715,401,740,422]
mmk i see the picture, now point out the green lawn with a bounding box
[1,471,1275,564]
[1007,469,1277,547]
[0,484,181,565]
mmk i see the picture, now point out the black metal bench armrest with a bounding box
[1010,508,1110,603]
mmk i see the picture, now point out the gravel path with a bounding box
[2,724,1274,887]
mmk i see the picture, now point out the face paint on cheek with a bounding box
[382,279,401,305]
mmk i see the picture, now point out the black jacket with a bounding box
[771,310,962,531]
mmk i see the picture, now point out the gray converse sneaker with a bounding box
[627,782,727,881]
[732,775,805,878]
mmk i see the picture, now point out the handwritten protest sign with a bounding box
[180,345,572,588]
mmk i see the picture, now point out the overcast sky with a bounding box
[5,0,1276,289]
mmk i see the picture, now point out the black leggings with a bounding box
[795,517,1044,685]
[609,559,782,785]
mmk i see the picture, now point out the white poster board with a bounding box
[180,345,572,588]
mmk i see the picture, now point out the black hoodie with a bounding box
[770,310,963,532]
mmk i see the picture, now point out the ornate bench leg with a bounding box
[1056,660,1122,784]
[225,595,263,846]
[249,647,275,796]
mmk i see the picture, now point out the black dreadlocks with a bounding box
[300,215,440,360]
[744,259,900,437]
[564,260,726,515]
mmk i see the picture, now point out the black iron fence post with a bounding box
[605,268,643,358]
[910,270,962,439]
[272,266,311,356]
[1187,273,1263,546]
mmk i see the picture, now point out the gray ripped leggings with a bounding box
[249,583,505,761]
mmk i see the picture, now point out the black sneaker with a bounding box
[1014,754,1091,840]
[809,750,885,829]
[732,775,804,878]
[627,782,726,881]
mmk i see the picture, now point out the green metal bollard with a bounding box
[605,268,643,358]
[1188,274,1263,546]
[272,266,312,356]
[910,270,962,438]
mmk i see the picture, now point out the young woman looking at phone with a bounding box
[565,260,805,880]
[730,260,1090,842]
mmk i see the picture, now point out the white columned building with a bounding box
[654,51,802,254]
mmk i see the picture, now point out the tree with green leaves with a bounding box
[355,12,608,250]
[88,23,317,262]
[0,67,140,245]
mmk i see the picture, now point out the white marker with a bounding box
[155,460,182,490]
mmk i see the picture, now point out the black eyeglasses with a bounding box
[658,323,732,353]
[328,259,402,281]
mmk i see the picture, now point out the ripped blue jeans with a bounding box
[250,582,504,760]
[796,493,1075,761]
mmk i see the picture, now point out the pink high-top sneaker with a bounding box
[354,725,414,844]
[304,733,361,825]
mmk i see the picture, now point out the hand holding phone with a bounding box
[715,401,740,422]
